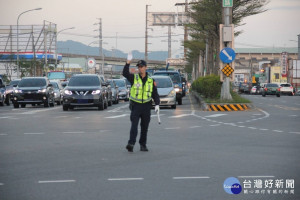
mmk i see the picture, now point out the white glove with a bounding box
[155,105,160,113]
[127,51,133,61]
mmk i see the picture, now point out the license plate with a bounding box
[77,99,88,103]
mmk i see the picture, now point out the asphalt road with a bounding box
[0,94,299,200]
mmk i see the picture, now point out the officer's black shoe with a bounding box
[126,144,134,152]
[140,145,149,152]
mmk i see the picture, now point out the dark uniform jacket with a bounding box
[122,63,160,106]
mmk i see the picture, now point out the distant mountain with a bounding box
[57,40,168,61]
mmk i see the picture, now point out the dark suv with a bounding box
[12,77,55,108]
[62,74,108,111]
[153,71,183,105]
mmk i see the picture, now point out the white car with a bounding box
[250,86,259,94]
[152,76,176,109]
[280,83,294,96]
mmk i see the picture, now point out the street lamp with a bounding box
[16,7,42,78]
[55,27,75,68]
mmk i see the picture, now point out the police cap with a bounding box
[136,60,147,67]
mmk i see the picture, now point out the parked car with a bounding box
[153,71,183,105]
[50,80,63,105]
[62,74,108,111]
[114,79,129,101]
[152,76,176,109]
[279,83,294,96]
[107,79,119,104]
[4,79,21,105]
[262,83,280,97]
[12,77,55,108]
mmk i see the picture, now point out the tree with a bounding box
[185,0,269,76]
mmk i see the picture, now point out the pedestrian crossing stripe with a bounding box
[207,104,249,111]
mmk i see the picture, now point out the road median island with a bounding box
[191,91,253,111]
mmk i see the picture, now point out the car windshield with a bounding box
[114,80,126,87]
[9,80,20,86]
[50,82,59,89]
[68,76,100,86]
[18,79,46,87]
[267,84,278,87]
[47,72,66,80]
[154,78,173,88]
[154,73,181,83]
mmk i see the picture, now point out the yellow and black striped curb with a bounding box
[207,104,250,111]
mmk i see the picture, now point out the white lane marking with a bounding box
[259,128,269,131]
[289,132,300,134]
[62,131,85,134]
[38,180,76,183]
[108,178,144,181]
[20,107,60,114]
[289,115,298,117]
[151,114,165,118]
[0,116,12,119]
[173,176,210,180]
[169,114,192,118]
[190,126,202,129]
[99,130,111,133]
[205,114,227,118]
[238,176,275,178]
[75,117,81,119]
[56,116,68,118]
[105,114,129,119]
[0,134,8,136]
[0,183,4,186]
[165,127,180,130]
[273,130,283,133]
[24,133,45,135]
[252,114,262,116]
[107,105,128,112]
[238,126,245,128]
[210,124,220,127]
[248,127,257,130]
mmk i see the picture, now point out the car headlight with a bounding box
[64,90,72,95]
[92,90,101,95]
[174,88,180,92]
[14,89,22,93]
[38,89,47,93]
[168,90,176,97]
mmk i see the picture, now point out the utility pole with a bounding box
[168,26,172,58]
[298,34,300,60]
[184,0,188,58]
[98,18,104,75]
[220,3,233,100]
[145,5,150,62]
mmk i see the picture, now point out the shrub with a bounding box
[192,75,222,99]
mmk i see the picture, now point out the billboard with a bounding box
[281,52,288,77]
[148,12,190,26]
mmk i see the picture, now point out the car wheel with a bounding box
[178,98,182,105]
[44,99,49,108]
[13,103,19,108]
[5,97,10,106]
[32,104,36,106]
[50,99,55,107]
[57,101,61,105]
[171,104,176,109]
[276,94,280,97]
[262,94,266,97]
[63,105,69,111]
[21,104,26,108]
[98,98,104,110]
[108,97,112,106]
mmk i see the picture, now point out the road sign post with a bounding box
[223,0,233,7]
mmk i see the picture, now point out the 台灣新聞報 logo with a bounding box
[224,177,242,194]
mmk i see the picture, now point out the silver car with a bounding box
[50,80,63,105]
[114,79,129,101]
[152,76,176,109]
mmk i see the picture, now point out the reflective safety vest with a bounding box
[130,74,153,103]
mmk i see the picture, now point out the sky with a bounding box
[0,0,299,58]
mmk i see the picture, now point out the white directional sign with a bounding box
[219,47,236,63]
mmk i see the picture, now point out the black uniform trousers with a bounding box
[128,101,151,146]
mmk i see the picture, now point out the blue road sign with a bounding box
[219,47,236,63]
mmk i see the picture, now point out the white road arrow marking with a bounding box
[222,49,232,60]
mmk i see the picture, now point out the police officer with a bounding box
[123,52,160,152]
